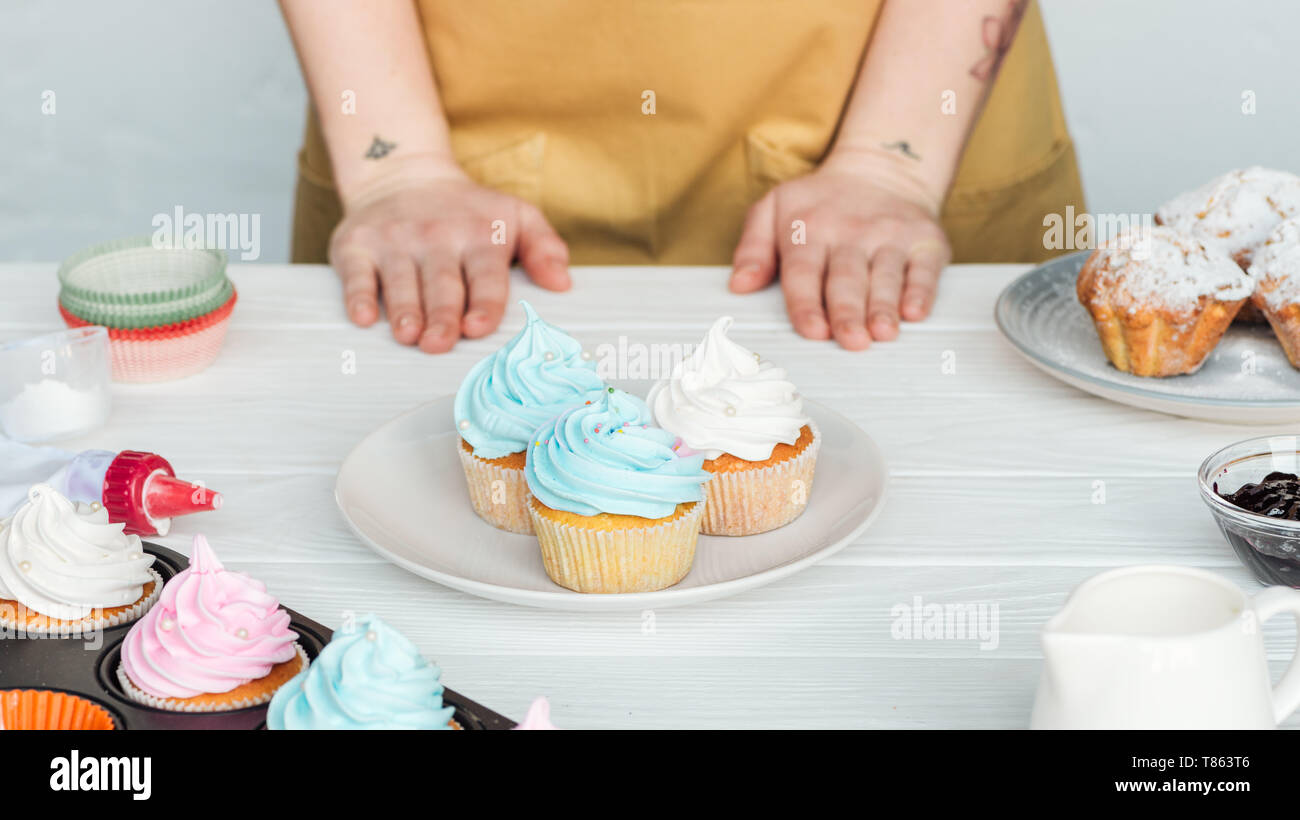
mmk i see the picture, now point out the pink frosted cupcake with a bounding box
[513,696,561,730]
[116,535,306,712]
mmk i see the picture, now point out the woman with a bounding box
[281,0,1082,352]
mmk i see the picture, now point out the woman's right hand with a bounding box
[329,163,571,353]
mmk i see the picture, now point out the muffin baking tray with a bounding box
[0,542,515,730]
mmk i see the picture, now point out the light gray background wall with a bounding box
[1,0,1297,262]
[0,0,304,262]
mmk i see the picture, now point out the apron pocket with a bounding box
[457,132,547,205]
[745,131,816,200]
[940,137,1085,263]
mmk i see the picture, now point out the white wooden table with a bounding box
[2,262,1294,729]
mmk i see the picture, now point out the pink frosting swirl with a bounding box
[120,535,297,699]
[513,696,560,730]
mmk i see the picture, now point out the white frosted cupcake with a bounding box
[647,317,819,536]
[0,484,161,636]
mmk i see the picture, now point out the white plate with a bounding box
[996,251,1300,424]
[335,395,887,610]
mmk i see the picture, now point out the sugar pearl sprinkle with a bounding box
[724,405,737,417]
[235,628,249,639]
[160,616,175,631]
[366,630,378,642]
[580,350,593,361]
[458,419,471,430]
[543,351,556,362]
[18,560,31,573]
[89,501,102,512]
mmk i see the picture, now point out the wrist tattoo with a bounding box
[881,141,922,161]
[364,135,397,160]
[970,0,1027,82]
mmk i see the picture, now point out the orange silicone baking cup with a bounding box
[0,689,116,730]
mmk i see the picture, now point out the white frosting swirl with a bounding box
[647,317,809,461]
[0,484,154,620]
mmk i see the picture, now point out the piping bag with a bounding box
[0,441,221,536]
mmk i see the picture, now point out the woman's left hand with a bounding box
[730,151,952,350]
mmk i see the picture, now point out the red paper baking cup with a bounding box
[59,288,237,383]
[60,287,237,338]
[0,689,117,730]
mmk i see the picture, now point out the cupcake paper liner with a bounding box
[60,286,237,338]
[0,568,164,638]
[60,290,237,383]
[116,642,309,713]
[0,689,117,730]
[60,278,233,330]
[701,423,821,536]
[457,443,534,535]
[57,237,228,306]
[529,501,704,593]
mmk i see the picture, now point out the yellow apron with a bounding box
[292,0,1083,265]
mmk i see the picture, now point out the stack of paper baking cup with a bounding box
[57,238,237,383]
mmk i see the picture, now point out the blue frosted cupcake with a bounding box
[454,301,606,534]
[266,614,457,730]
[525,388,711,593]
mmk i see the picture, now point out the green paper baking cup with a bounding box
[57,237,228,307]
[59,278,234,329]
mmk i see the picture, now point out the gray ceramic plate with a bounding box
[995,251,1300,424]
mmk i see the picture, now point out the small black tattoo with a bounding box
[364,135,397,160]
[881,141,921,161]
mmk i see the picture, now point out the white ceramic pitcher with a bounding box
[1031,565,1300,729]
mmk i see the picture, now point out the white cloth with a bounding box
[0,441,113,517]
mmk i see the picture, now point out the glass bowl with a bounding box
[0,326,112,442]
[1198,435,1300,586]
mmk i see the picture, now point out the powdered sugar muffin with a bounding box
[1247,217,1300,367]
[1077,226,1253,377]
[1156,167,1300,267]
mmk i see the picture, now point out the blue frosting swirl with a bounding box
[266,614,455,730]
[454,301,606,459]
[524,388,710,518]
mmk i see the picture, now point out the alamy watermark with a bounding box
[890,595,1000,651]
[594,336,695,381]
[0,604,103,650]
[151,205,261,261]
[1042,206,1154,257]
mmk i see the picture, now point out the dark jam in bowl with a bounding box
[1215,471,1300,586]
[1218,472,1300,520]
